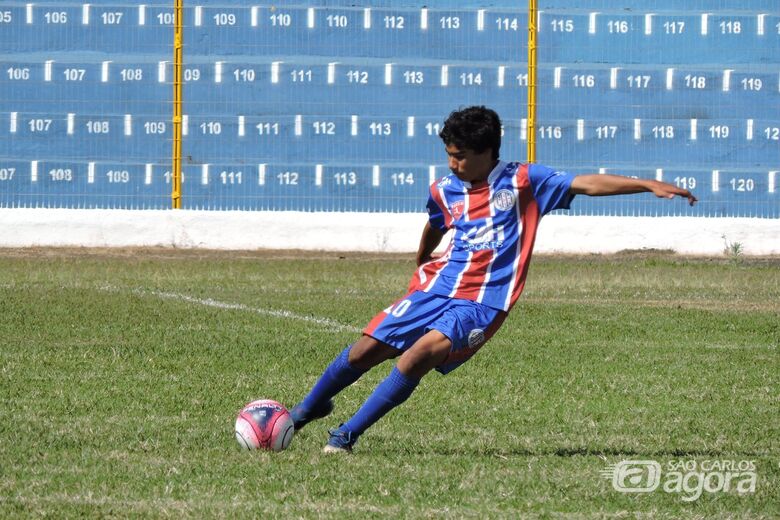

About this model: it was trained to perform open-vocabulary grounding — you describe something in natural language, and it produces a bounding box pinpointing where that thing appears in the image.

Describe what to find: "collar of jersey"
[459,160,509,190]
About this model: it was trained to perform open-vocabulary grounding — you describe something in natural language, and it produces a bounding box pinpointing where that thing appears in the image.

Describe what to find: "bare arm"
[570,174,697,206]
[415,222,446,266]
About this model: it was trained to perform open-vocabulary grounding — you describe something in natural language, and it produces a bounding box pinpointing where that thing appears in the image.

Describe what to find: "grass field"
[1,248,778,518]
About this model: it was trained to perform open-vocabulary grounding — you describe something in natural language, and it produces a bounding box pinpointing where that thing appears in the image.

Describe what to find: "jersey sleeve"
[527,164,576,216]
[426,182,452,232]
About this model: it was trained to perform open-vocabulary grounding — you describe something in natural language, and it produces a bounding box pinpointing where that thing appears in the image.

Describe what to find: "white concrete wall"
[1,209,778,255]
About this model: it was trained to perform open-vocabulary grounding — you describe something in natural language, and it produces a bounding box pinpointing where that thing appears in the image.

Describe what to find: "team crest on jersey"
[449,200,464,220]
[468,329,485,349]
[492,189,516,211]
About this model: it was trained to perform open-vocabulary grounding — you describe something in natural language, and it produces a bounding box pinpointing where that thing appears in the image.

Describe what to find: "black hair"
[438,106,502,160]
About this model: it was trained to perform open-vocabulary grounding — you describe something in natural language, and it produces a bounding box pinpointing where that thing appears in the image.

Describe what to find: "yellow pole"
[171,0,183,208]
[527,0,537,163]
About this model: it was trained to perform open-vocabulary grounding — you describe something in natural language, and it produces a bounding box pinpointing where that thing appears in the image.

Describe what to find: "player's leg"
[395,330,453,378]
[348,334,401,370]
[290,335,398,430]
[323,329,450,453]
[325,297,505,453]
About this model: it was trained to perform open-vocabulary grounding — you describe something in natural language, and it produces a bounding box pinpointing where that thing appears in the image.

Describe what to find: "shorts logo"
[468,329,485,349]
[492,189,516,211]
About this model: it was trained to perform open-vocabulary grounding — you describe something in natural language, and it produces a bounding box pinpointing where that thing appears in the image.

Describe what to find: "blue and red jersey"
[408,161,576,312]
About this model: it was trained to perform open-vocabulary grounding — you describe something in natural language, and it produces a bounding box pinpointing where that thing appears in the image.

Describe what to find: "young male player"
[290,106,697,453]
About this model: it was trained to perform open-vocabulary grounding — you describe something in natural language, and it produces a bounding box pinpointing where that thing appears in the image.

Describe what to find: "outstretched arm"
[570,174,697,206]
[415,222,445,266]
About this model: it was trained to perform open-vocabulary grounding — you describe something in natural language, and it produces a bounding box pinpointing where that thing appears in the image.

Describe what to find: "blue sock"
[300,345,366,412]
[341,366,420,437]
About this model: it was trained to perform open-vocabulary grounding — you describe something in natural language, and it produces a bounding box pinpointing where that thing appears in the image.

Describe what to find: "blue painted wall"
[0,1,777,215]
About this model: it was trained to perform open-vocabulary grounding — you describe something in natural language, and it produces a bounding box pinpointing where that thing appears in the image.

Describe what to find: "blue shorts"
[363,291,507,375]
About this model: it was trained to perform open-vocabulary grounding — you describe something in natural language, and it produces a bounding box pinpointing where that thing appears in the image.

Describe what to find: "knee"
[397,331,452,377]
[407,340,450,364]
[348,336,399,370]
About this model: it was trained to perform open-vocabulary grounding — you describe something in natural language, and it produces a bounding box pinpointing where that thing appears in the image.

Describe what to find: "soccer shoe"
[322,427,356,454]
[289,399,334,431]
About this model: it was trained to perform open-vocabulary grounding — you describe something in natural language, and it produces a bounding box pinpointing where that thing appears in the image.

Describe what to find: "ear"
[479,147,495,159]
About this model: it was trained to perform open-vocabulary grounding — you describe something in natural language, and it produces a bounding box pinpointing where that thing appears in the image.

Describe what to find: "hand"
[416,253,441,266]
[415,222,446,266]
[649,181,698,206]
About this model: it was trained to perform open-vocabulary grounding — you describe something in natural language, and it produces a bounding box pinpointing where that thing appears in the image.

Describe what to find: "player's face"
[445,144,496,183]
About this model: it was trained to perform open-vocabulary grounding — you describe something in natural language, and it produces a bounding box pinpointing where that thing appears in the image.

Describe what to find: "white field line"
[101,286,361,333]
[704,344,777,350]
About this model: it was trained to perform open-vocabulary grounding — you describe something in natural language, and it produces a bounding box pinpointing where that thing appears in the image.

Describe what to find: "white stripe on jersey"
[420,241,455,292]
[504,170,524,311]
[421,243,453,293]
[476,181,499,304]
[437,183,451,227]
[423,185,454,292]
[448,184,472,298]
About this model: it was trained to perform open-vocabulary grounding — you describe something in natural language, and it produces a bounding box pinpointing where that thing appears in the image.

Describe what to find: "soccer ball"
[234,399,294,452]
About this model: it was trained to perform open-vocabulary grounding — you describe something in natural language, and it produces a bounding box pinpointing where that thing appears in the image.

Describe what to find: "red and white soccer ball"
[234,399,294,452]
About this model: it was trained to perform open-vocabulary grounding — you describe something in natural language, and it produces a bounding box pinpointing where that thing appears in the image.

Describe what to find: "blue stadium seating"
[180,161,431,212]
[537,11,778,65]
[0,159,33,208]
[541,0,776,8]
[0,4,170,54]
[0,1,777,215]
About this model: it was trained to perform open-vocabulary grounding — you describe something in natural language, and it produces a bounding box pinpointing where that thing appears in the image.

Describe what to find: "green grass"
[1,248,778,518]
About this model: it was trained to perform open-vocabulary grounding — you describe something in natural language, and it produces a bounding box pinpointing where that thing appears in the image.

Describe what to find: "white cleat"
[322,444,352,454]
[323,427,355,453]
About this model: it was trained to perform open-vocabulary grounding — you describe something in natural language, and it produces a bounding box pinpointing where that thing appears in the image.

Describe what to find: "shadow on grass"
[368,441,771,459]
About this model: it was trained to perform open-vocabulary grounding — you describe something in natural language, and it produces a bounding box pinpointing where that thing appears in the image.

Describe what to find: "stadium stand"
[0,1,777,216]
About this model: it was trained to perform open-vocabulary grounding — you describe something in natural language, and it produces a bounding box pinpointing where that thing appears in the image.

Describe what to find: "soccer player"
[290,106,697,453]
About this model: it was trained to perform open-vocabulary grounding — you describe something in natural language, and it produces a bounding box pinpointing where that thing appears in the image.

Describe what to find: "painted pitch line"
[149,289,361,333]
[103,286,361,333]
